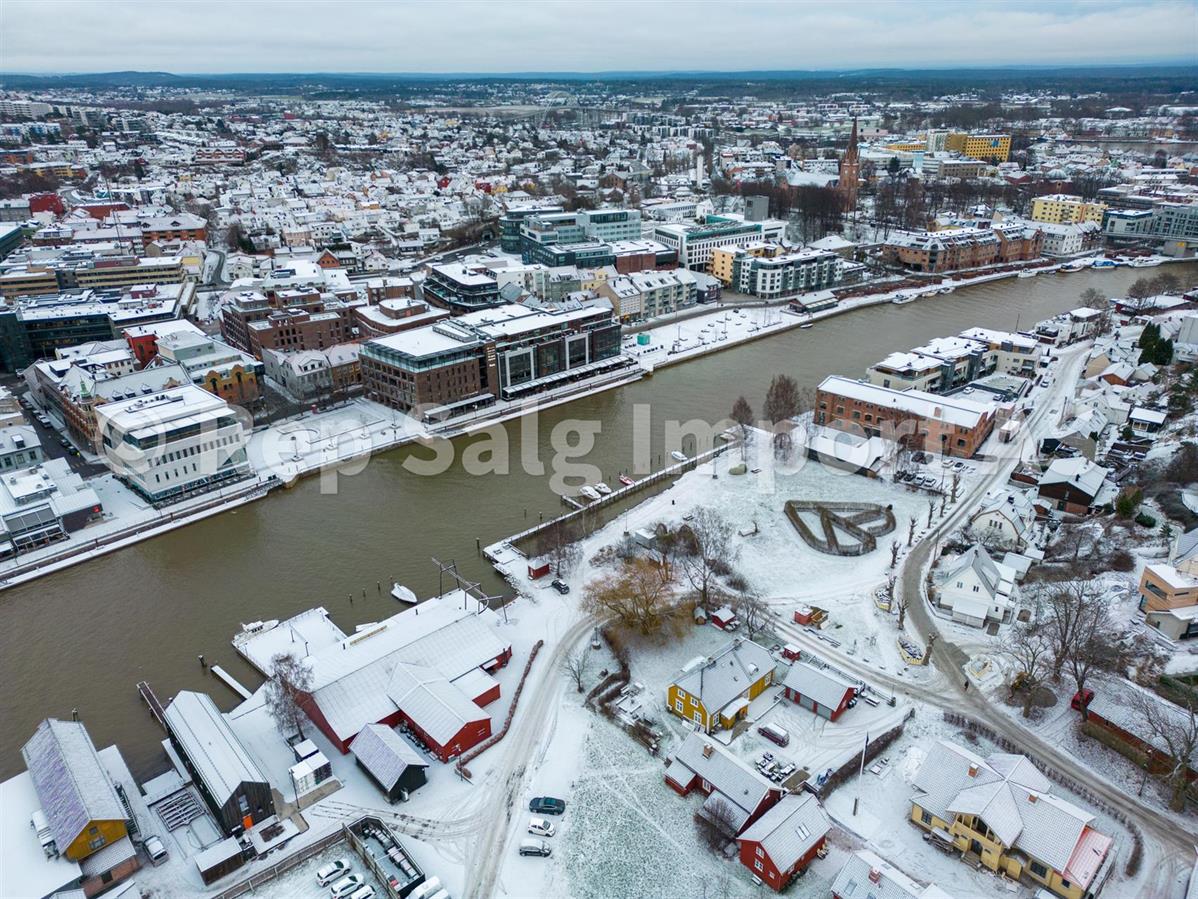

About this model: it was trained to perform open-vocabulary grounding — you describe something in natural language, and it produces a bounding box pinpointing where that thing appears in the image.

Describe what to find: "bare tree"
[1002,621,1052,718]
[730,395,754,461]
[561,649,591,693]
[582,558,673,635]
[536,517,582,578]
[890,540,900,568]
[264,652,313,741]
[1131,690,1198,811]
[950,473,961,503]
[927,499,935,528]
[1031,581,1103,683]
[679,507,739,612]
[696,795,740,851]
[734,588,771,640]
[896,583,911,629]
[907,517,916,547]
[763,374,800,455]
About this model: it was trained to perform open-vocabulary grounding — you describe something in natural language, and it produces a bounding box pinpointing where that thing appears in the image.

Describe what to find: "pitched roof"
[737,792,830,870]
[21,719,125,851]
[671,639,774,717]
[163,691,268,805]
[350,724,428,790]
[781,660,857,709]
[386,663,489,748]
[666,732,777,820]
[830,849,931,899]
[1039,456,1110,499]
[911,739,1099,876]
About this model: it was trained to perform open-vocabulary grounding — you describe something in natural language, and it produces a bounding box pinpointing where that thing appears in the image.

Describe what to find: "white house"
[969,489,1036,549]
[934,545,1018,627]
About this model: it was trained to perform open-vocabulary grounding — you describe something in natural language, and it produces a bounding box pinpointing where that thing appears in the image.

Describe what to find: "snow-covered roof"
[781,660,857,709]
[670,639,774,719]
[163,691,268,805]
[737,792,830,870]
[350,724,427,790]
[20,719,125,852]
[1039,456,1110,499]
[912,740,1099,875]
[666,732,777,820]
[385,662,488,748]
[818,375,993,429]
[830,849,936,899]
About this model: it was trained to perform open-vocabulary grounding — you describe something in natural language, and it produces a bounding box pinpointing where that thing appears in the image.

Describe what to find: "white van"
[528,817,555,837]
[143,835,168,865]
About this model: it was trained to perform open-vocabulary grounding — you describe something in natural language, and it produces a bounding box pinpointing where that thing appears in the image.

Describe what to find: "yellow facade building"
[667,637,775,732]
[710,242,780,286]
[1030,194,1107,225]
[945,132,1012,163]
[911,740,1113,899]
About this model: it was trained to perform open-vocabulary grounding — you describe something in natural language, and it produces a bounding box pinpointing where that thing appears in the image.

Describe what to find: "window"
[238,795,249,814]
[754,860,763,872]
[674,698,683,713]
[920,809,933,825]
[1029,860,1049,879]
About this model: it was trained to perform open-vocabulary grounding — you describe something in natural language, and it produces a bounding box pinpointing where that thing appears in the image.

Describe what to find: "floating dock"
[210,665,253,700]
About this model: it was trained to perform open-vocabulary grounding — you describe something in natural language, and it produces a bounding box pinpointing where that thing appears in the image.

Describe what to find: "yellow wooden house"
[667,638,775,733]
[910,740,1113,899]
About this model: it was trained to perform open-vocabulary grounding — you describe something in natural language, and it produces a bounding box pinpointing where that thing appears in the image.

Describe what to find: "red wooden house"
[737,793,831,891]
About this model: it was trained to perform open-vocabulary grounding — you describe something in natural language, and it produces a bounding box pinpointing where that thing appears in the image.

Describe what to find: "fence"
[211,825,345,899]
[456,639,544,779]
[504,442,736,557]
[942,711,1143,877]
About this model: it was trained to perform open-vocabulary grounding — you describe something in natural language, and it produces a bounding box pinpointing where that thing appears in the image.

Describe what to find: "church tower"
[839,117,860,211]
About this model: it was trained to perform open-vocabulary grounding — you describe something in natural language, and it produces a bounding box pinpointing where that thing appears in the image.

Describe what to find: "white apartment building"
[95,385,252,503]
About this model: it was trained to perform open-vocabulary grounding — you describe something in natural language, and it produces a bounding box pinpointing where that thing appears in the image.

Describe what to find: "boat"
[579,485,601,501]
[671,450,688,462]
[1060,261,1088,272]
[939,286,954,294]
[619,474,635,487]
[391,583,418,603]
[1090,258,1117,270]
[1017,270,1037,279]
[1128,257,1162,268]
[238,619,278,636]
[799,323,814,330]
[892,295,915,305]
[595,482,612,495]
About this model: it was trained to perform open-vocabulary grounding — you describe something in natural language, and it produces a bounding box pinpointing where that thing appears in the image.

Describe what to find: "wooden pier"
[211,665,253,700]
[136,680,167,730]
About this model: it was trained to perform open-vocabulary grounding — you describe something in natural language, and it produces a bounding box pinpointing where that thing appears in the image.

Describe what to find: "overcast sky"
[2,0,1195,74]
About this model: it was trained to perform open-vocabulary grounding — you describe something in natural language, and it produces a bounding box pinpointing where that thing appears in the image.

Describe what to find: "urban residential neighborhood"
[2,2,1198,899]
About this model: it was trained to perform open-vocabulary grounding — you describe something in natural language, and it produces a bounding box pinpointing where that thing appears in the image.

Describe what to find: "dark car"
[550,579,570,595]
[528,797,566,816]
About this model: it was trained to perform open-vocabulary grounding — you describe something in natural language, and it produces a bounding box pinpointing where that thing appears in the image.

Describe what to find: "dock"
[136,681,167,730]
[210,665,253,701]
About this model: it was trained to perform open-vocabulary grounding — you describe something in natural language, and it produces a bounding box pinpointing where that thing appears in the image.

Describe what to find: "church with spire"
[838,118,860,211]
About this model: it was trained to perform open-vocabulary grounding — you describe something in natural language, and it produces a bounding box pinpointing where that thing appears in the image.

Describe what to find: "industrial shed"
[386,662,491,762]
[163,691,275,835]
[351,723,429,802]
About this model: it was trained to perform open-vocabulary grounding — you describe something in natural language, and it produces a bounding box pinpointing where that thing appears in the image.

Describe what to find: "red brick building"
[815,375,996,458]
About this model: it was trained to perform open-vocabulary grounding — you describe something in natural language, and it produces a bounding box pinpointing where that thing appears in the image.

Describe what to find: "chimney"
[967,764,979,778]
[702,743,714,759]
[1027,793,1038,804]
[868,868,882,884]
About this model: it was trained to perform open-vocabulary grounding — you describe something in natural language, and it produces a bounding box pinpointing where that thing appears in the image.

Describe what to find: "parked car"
[519,838,552,857]
[144,835,168,865]
[528,797,566,815]
[550,579,570,595]
[316,860,351,886]
[528,816,556,837]
[347,887,375,899]
[330,874,366,898]
[757,723,790,747]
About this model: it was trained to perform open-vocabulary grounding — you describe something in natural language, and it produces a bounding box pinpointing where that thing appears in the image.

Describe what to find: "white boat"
[619,474,635,487]
[1060,261,1087,272]
[892,295,915,305]
[1128,257,1162,268]
[391,583,418,603]
[1017,270,1037,279]
[939,286,954,294]
[671,450,688,462]
[595,482,612,495]
[579,485,601,501]
[239,619,278,636]
[799,323,814,329]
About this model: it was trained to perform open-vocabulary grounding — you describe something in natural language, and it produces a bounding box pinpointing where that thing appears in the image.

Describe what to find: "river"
[4,262,1196,780]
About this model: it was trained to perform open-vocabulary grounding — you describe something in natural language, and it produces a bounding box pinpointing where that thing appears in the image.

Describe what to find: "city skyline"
[3,0,1196,74]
